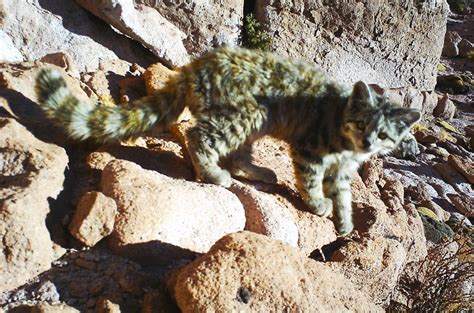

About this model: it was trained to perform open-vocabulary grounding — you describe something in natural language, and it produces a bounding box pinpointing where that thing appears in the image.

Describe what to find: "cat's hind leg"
[226,143,277,184]
[186,105,267,188]
[293,152,333,217]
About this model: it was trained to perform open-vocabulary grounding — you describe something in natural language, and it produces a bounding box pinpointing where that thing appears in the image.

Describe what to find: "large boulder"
[255,0,448,90]
[170,231,382,312]
[101,160,246,263]
[0,118,68,291]
[0,0,154,72]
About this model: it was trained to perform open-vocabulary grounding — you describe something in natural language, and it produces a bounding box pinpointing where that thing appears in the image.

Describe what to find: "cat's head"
[342,81,421,155]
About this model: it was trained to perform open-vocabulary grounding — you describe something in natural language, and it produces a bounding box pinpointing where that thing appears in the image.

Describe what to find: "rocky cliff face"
[255,0,449,90]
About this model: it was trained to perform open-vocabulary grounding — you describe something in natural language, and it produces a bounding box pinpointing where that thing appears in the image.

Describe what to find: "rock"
[143,63,176,95]
[448,154,474,184]
[101,159,246,263]
[143,289,179,313]
[171,231,381,312]
[9,303,80,313]
[384,156,465,206]
[448,194,474,217]
[433,94,456,119]
[0,62,92,105]
[86,152,116,171]
[382,86,438,115]
[0,30,23,62]
[255,1,448,90]
[458,38,474,58]
[0,118,68,291]
[81,71,111,99]
[96,298,121,313]
[414,129,442,145]
[0,0,153,73]
[40,52,80,78]
[146,1,243,56]
[328,176,427,305]
[69,191,117,247]
[361,158,384,194]
[75,0,189,67]
[448,212,472,228]
[229,181,298,247]
[442,31,462,57]
[436,74,473,94]
[433,162,472,196]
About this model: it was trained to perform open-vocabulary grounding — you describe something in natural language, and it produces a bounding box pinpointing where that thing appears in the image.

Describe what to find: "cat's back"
[183,47,328,99]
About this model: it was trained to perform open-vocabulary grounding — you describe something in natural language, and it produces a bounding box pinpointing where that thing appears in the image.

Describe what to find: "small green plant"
[240,14,272,51]
[447,0,473,14]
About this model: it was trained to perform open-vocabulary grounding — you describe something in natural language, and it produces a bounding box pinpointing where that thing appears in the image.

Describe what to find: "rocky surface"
[1,1,473,312]
[171,231,382,312]
[0,118,68,292]
[255,0,449,90]
[145,0,243,56]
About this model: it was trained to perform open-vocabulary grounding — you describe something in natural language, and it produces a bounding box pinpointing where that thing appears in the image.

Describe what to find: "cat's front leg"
[325,163,357,236]
[293,153,333,217]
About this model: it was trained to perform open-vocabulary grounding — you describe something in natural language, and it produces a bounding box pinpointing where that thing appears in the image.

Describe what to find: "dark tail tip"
[35,68,67,104]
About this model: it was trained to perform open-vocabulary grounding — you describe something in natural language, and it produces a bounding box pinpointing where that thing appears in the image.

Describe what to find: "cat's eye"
[356,122,365,130]
[378,132,387,140]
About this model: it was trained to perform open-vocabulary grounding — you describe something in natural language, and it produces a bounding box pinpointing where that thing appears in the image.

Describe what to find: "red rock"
[69,191,117,247]
[448,154,474,184]
[171,231,381,312]
[0,118,68,292]
[448,194,473,217]
[101,160,245,263]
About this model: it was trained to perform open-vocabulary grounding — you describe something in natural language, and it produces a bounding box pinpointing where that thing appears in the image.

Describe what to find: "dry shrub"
[392,227,473,312]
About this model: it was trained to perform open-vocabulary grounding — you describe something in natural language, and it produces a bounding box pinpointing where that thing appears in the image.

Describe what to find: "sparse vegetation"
[392,227,474,312]
[447,0,473,14]
[240,14,272,51]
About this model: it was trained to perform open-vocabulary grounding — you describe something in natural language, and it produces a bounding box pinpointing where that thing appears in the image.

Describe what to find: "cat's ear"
[391,108,421,128]
[348,81,374,109]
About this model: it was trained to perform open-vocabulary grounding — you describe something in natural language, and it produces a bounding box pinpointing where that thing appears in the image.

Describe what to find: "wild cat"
[35,47,420,235]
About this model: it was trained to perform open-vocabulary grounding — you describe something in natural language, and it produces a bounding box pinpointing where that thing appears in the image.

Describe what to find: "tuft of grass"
[98,95,116,107]
[240,14,272,51]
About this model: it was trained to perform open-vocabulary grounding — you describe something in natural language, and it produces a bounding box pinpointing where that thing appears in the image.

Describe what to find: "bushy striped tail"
[35,68,162,142]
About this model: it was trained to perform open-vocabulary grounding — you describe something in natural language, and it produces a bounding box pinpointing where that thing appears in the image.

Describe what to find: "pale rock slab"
[0,118,68,292]
[0,30,23,62]
[75,0,189,67]
[0,0,153,72]
[101,159,245,263]
[171,231,382,312]
[229,181,298,247]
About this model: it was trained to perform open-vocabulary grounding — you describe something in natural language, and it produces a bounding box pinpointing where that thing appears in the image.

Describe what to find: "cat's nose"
[362,138,371,148]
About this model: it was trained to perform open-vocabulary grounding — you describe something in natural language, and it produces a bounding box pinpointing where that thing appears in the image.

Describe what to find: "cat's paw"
[201,168,232,188]
[228,162,278,184]
[336,219,354,236]
[307,198,333,217]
